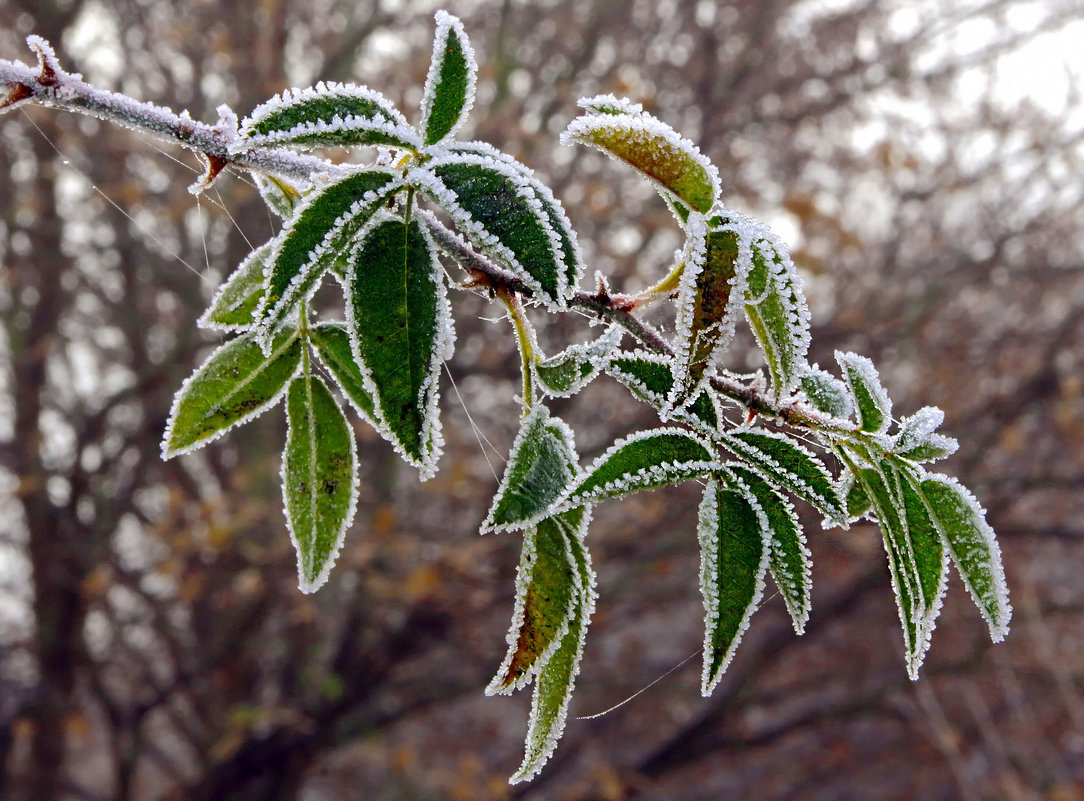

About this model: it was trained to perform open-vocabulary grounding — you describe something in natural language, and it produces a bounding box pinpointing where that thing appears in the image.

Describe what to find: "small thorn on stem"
[0,83,33,112]
[26,35,62,86]
[188,152,229,195]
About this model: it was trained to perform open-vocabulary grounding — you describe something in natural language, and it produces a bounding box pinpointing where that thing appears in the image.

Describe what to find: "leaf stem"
[497,287,535,412]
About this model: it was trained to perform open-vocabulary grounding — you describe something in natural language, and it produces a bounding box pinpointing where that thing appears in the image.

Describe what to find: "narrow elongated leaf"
[162,328,301,457]
[744,233,810,399]
[576,94,647,117]
[839,471,872,522]
[858,463,932,678]
[254,173,308,219]
[308,322,377,424]
[510,509,595,785]
[669,216,745,409]
[697,479,769,695]
[535,326,622,397]
[198,241,272,331]
[282,372,358,593]
[727,465,811,634]
[837,351,892,434]
[920,474,1011,641]
[347,215,453,478]
[237,81,421,152]
[487,506,587,695]
[447,141,585,293]
[412,154,569,306]
[420,10,477,145]
[799,367,853,420]
[899,470,950,621]
[256,170,403,342]
[605,350,720,433]
[558,428,718,509]
[561,108,720,214]
[482,404,579,533]
[723,429,844,522]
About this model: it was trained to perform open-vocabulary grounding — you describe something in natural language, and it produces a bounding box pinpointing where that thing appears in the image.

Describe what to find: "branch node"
[188,152,230,195]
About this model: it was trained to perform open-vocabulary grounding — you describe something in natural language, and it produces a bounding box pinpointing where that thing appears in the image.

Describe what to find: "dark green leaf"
[309,322,377,424]
[347,215,453,478]
[727,465,811,634]
[744,235,810,399]
[605,351,719,433]
[920,474,1011,641]
[282,372,358,593]
[420,11,476,145]
[840,472,872,521]
[162,328,301,457]
[894,407,958,463]
[698,479,769,695]
[534,326,621,396]
[837,351,892,434]
[257,170,403,341]
[799,368,853,419]
[482,404,579,532]
[413,155,569,306]
[487,506,586,695]
[899,470,949,618]
[199,241,272,332]
[559,428,718,508]
[723,429,844,522]
[238,82,420,151]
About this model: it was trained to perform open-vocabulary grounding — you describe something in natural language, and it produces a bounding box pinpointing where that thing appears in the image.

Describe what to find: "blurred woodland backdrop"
[0,0,1082,799]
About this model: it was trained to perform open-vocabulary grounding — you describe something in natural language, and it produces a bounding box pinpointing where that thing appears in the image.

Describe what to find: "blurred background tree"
[0,0,1080,799]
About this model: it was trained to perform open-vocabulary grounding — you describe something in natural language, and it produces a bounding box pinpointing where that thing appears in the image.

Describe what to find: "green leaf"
[282,372,358,593]
[836,351,892,434]
[487,506,587,695]
[238,82,421,152]
[669,218,743,409]
[253,172,307,219]
[162,328,301,457]
[534,326,622,397]
[412,155,570,306]
[722,429,844,522]
[697,479,769,695]
[308,322,377,424]
[726,465,811,634]
[894,407,958,463]
[198,241,272,332]
[420,11,477,146]
[899,470,949,618]
[743,234,810,399]
[509,508,595,785]
[559,428,718,508]
[482,404,579,533]
[605,350,719,433]
[799,368,853,420]
[256,170,403,343]
[347,215,453,478]
[561,108,720,214]
[839,471,872,521]
[920,474,1011,642]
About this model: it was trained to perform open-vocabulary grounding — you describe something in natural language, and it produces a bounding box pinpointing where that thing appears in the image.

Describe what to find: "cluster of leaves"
[143,12,1010,783]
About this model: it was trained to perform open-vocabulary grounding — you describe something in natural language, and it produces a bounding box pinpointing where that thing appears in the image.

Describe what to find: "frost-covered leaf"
[238,82,421,152]
[162,328,301,458]
[920,474,1011,642]
[256,169,403,343]
[697,479,769,695]
[561,107,720,214]
[743,233,810,399]
[487,506,587,695]
[669,216,745,410]
[308,322,377,425]
[347,215,453,478]
[606,350,720,434]
[419,10,477,146]
[799,367,853,420]
[198,241,272,332]
[535,326,622,397]
[576,94,647,117]
[254,172,308,219]
[558,428,718,508]
[839,471,872,522]
[894,407,958,463]
[837,352,892,434]
[899,470,949,618]
[447,142,584,293]
[282,372,358,593]
[482,404,579,533]
[722,429,844,522]
[726,465,811,634]
[510,508,595,784]
[412,154,571,306]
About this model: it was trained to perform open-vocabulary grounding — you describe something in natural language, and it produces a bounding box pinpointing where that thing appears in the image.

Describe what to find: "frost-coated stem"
[497,287,535,411]
[0,37,345,184]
